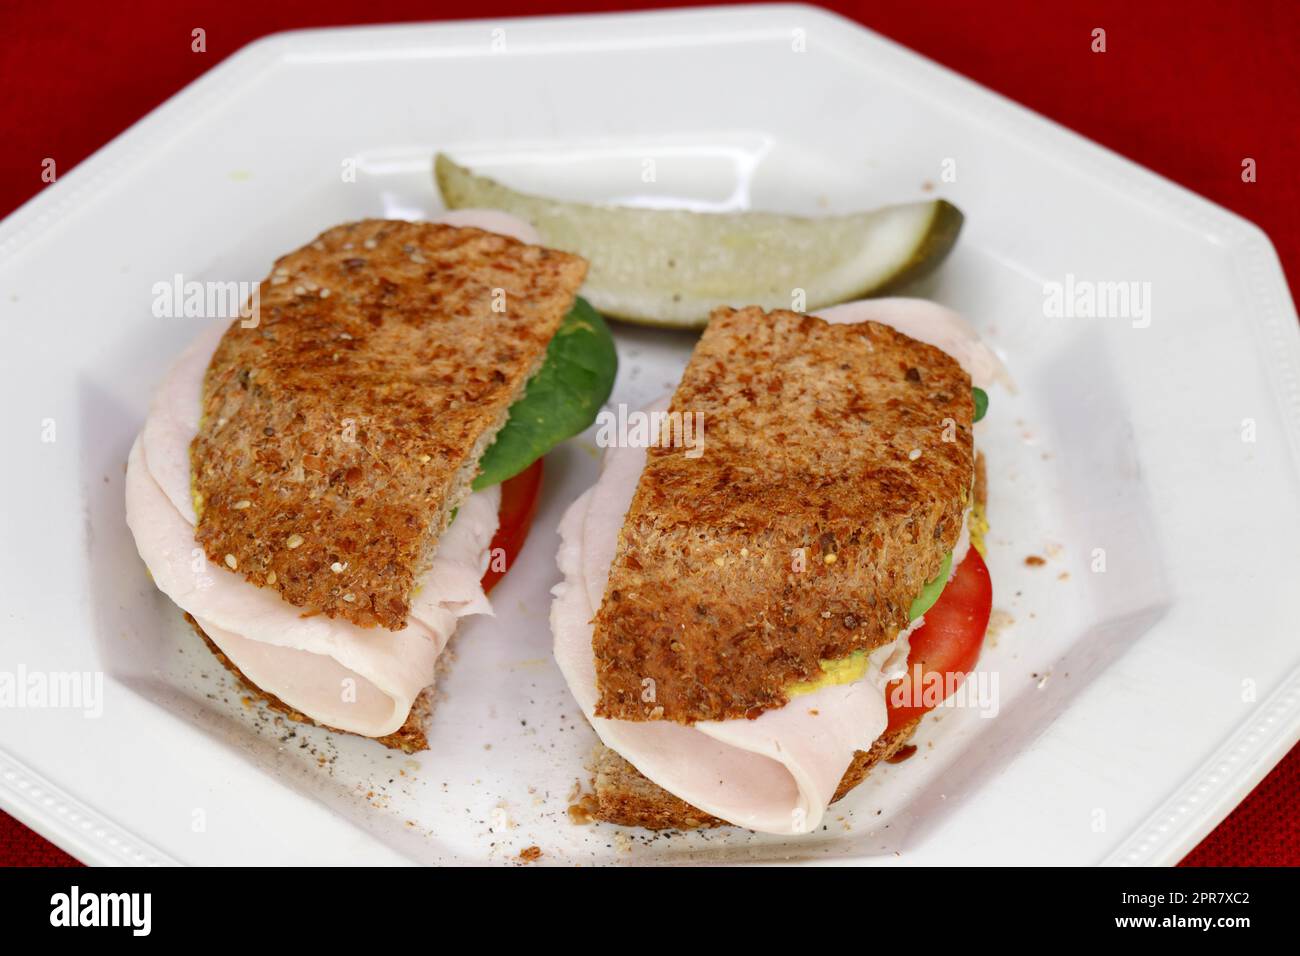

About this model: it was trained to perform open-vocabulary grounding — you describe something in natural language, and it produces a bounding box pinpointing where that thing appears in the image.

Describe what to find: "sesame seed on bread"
[191,220,586,631]
[587,452,987,831]
[592,306,974,724]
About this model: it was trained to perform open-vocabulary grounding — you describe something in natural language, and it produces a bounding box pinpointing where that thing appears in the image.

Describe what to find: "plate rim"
[2,3,1297,866]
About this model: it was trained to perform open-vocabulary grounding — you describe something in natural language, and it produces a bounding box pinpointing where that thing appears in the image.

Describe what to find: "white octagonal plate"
[1,5,1297,866]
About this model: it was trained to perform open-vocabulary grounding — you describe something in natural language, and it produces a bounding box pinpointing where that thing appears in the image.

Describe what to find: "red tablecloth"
[1,0,1296,867]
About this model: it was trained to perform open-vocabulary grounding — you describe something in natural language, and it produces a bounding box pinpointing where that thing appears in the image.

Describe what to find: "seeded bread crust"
[192,220,586,631]
[593,307,974,723]
[588,453,988,831]
[590,717,921,830]
[184,614,432,752]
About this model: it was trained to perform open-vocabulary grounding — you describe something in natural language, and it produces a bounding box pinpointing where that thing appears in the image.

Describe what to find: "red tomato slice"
[481,459,544,594]
[885,547,992,733]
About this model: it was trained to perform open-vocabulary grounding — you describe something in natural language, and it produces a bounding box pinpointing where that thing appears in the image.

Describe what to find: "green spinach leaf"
[473,297,617,489]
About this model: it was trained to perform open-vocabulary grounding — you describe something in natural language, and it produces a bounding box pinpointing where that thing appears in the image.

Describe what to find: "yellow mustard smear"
[787,498,989,697]
[191,475,204,521]
[192,400,207,521]
[968,501,988,558]
[786,649,870,698]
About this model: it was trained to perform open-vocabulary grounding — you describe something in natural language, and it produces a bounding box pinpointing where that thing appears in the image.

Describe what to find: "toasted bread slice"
[592,306,974,723]
[588,453,987,829]
[191,220,586,631]
[590,718,921,830]
[185,614,433,752]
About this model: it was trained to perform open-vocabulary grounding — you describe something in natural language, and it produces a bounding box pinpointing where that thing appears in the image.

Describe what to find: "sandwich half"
[552,298,1004,831]
[127,212,611,750]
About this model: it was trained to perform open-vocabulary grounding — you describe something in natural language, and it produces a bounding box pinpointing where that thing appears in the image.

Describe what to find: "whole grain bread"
[590,717,921,830]
[191,220,586,631]
[592,306,974,724]
[185,614,433,752]
[588,452,988,830]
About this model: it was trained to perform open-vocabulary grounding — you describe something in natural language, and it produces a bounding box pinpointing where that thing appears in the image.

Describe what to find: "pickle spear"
[436,154,964,329]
